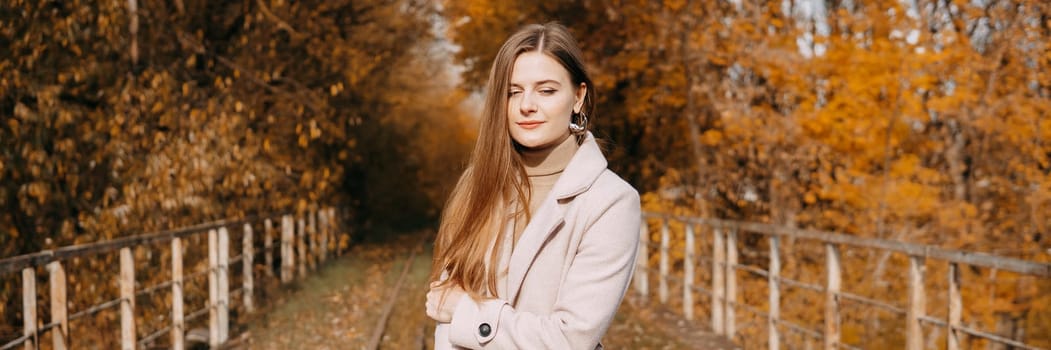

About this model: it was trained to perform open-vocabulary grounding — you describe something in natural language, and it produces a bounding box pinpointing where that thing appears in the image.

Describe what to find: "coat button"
[478,323,492,337]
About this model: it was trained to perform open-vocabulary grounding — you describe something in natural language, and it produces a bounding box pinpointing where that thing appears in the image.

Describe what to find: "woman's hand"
[425,281,465,323]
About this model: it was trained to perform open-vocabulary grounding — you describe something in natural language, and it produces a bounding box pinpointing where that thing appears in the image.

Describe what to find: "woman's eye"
[539,89,556,95]
[508,90,522,97]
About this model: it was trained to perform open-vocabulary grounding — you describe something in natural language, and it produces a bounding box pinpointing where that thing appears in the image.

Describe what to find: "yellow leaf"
[701,130,723,146]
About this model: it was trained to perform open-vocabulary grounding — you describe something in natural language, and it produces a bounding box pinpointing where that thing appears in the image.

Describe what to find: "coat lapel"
[506,200,564,302]
[505,133,609,302]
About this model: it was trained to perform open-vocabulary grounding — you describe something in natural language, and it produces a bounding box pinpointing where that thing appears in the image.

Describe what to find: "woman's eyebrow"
[510,79,562,87]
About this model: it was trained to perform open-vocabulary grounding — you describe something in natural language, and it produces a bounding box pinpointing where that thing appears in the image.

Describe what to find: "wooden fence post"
[332,208,342,256]
[218,227,230,343]
[327,208,338,256]
[328,208,335,256]
[264,218,274,278]
[907,255,926,350]
[313,210,320,263]
[769,236,781,350]
[120,247,136,350]
[824,243,841,350]
[948,262,961,350]
[684,224,695,320]
[726,229,738,339]
[208,229,220,347]
[281,215,293,283]
[22,267,37,350]
[243,223,254,312]
[297,217,307,277]
[319,209,328,262]
[305,212,314,270]
[712,228,725,335]
[636,217,649,300]
[310,209,321,264]
[327,208,334,257]
[171,238,184,350]
[326,209,334,258]
[659,219,670,304]
[47,262,68,350]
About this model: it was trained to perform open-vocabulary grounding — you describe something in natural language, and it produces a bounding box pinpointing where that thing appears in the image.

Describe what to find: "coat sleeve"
[434,322,464,350]
[447,186,641,349]
[434,272,467,349]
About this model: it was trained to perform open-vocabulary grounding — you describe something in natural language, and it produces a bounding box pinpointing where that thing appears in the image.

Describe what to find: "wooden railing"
[1,207,344,350]
[634,212,1051,350]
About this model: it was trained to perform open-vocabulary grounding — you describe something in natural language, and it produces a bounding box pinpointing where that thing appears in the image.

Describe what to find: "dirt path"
[606,295,739,349]
[232,233,735,349]
[229,234,427,349]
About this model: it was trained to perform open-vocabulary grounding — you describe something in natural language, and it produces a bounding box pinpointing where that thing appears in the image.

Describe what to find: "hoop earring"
[569,111,588,135]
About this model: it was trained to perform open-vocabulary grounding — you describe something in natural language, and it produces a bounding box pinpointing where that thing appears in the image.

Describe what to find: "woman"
[426,22,641,349]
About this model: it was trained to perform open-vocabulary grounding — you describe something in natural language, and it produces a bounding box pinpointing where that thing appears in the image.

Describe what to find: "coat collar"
[506,132,607,302]
[550,132,607,200]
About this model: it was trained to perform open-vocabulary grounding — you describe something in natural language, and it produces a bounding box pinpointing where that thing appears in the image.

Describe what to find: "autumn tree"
[1,0,471,344]
[442,0,1049,347]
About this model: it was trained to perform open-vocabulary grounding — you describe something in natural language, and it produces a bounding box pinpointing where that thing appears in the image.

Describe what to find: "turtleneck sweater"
[515,134,580,245]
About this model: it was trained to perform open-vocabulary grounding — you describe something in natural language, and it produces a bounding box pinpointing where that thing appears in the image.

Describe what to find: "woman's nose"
[519,92,537,115]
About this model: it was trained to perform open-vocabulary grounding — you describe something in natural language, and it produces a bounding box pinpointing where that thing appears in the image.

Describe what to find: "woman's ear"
[574,82,587,113]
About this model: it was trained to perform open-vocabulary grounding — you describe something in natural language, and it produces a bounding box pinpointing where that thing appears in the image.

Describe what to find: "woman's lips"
[517,121,544,130]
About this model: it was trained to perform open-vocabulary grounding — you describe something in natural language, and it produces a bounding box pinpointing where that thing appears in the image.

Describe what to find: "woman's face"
[507,51,586,150]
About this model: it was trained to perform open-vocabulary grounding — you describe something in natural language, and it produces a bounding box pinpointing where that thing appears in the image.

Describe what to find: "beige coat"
[435,133,641,349]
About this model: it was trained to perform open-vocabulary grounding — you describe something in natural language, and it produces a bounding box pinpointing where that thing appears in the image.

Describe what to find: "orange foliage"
[443,0,1050,347]
[1,0,472,344]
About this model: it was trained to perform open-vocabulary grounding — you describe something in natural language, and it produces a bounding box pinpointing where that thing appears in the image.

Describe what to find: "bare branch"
[255,0,305,40]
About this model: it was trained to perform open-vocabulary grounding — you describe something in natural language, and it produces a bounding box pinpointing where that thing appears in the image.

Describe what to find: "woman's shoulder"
[578,169,640,210]
[572,170,641,241]
[597,169,639,197]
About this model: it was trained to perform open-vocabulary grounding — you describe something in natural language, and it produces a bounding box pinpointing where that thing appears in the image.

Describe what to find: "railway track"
[367,239,428,350]
[234,232,434,349]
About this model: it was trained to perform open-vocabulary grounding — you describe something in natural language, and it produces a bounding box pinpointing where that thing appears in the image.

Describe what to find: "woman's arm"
[433,322,460,350]
[446,186,641,349]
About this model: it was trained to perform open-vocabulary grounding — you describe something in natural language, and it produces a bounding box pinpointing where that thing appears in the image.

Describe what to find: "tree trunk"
[678,1,714,219]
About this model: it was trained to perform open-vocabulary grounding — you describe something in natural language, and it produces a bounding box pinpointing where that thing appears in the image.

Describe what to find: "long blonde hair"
[430,23,595,298]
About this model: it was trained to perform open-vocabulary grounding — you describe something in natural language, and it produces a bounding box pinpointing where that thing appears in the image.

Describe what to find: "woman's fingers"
[425,289,437,319]
[425,286,457,323]
[426,281,467,323]
[425,281,440,319]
